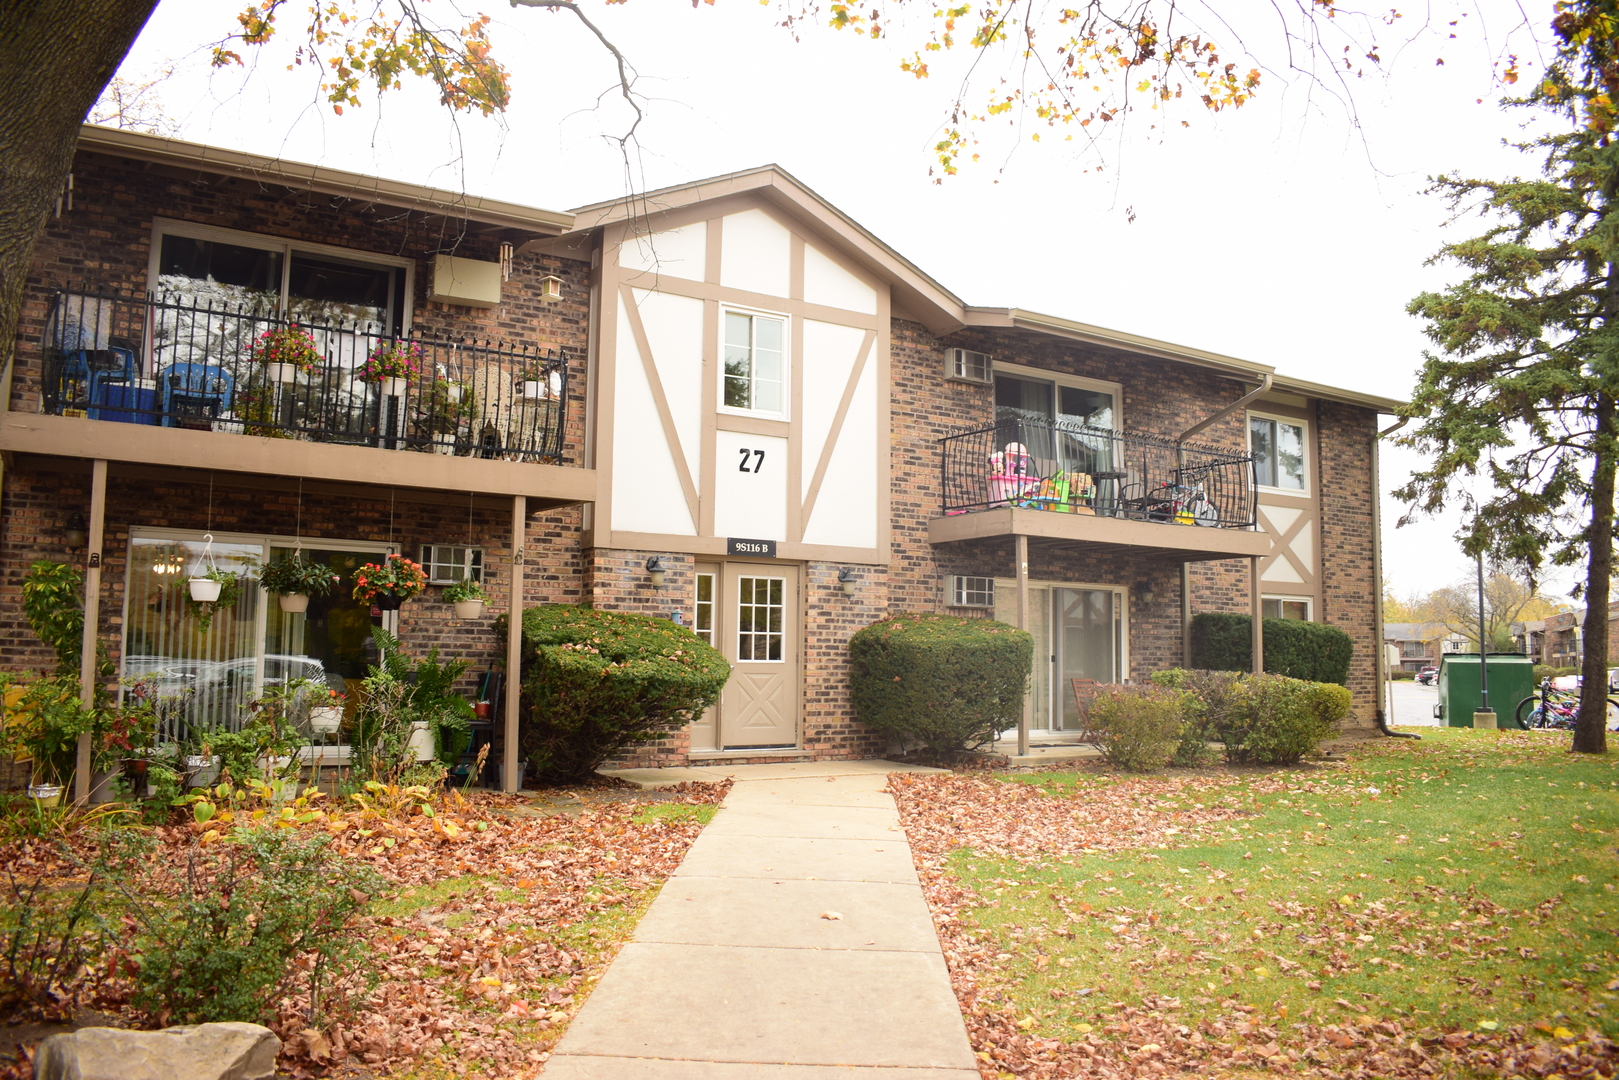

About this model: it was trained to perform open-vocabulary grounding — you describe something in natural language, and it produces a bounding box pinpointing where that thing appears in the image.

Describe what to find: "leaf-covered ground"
[0,781,726,1079]
[890,728,1619,1079]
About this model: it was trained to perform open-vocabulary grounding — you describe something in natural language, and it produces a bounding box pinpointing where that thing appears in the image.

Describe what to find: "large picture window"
[1249,412,1308,492]
[722,310,786,416]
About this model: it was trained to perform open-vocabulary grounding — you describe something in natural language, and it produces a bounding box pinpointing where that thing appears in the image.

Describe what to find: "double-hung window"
[722,310,785,416]
[1248,412,1308,493]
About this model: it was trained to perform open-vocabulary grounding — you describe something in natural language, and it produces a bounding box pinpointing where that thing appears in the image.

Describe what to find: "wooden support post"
[1181,562,1192,666]
[1015,533,1030,758]
[1250,555,1264,675]
[504,495,526,793]
[75,459,107,804]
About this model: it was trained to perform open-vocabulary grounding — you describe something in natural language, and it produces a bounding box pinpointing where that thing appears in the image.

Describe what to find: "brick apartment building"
[3,127,1401,787]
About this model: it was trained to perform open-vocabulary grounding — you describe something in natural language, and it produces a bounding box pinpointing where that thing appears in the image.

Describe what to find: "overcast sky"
[109,0,1570,602]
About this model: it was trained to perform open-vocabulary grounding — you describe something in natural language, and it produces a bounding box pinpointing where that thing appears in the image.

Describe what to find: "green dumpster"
[1435,654,1536,729]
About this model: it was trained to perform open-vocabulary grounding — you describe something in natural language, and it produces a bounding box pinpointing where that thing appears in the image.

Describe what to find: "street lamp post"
[1474,550,1497,729]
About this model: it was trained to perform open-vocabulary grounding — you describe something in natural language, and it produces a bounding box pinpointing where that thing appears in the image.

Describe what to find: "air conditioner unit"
[946,348,992,384]
[947,575,995,609]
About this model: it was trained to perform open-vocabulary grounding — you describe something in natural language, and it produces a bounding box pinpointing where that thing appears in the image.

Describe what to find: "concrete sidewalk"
[543,763,978,1079]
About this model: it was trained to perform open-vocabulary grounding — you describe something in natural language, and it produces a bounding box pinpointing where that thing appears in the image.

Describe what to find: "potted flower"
[445,576,486,619]
[248,325,324,384]
[359,339,424,398]
[516,363,561,401]
[259,555,341,614]
[310,688,346,733]
[416,378,477,453]
[352,553,428,611]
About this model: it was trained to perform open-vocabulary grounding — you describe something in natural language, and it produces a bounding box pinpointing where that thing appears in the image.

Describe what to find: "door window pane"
[158,235,283,301]
[263,547,371,711]
[1058,385,1114,431]
[737,575,785,661]
[123,536,264,740]
[287,253,394,328]
[695,573,715,646]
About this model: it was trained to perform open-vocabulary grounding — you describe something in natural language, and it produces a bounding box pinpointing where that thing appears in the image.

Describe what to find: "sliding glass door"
[995,579,1126,733]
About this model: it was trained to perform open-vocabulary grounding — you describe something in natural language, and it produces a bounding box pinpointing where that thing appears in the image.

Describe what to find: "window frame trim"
[1246,409,1312,497]
[146,216,415,335]
[717,303,791,421]
[1260,593,1314,621]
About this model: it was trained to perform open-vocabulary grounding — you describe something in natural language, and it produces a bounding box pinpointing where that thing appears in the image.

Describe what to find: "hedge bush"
[1087,685,1186,771]
[848,614,1032,756]
[1189,613,1354,685]
[1152,668,1346,765]
[1389,669,1415,680]
[509,605,730,781]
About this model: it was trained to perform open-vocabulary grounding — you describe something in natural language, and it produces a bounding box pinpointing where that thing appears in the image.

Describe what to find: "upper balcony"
[4,288,594,504]
[930,416,1273,561]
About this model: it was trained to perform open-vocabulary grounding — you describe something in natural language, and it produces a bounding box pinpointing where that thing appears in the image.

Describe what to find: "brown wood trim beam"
[927,508,1274,560]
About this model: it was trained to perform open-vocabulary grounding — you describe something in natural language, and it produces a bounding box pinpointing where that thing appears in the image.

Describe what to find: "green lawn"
[951,728,1619,1043]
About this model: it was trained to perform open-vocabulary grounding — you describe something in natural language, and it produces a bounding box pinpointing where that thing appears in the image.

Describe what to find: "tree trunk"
[1573,389,1616,754]
[0,1,160,376]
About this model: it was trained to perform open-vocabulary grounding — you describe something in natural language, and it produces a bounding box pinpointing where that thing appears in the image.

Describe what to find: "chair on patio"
[1070,678,1104,748]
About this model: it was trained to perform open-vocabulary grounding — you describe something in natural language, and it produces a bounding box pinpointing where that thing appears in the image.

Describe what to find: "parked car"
[1415,666,1438,686]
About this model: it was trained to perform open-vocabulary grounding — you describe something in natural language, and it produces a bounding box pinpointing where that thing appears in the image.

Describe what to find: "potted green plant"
[248,324,324,384]
[359,339,424,398]
[516,363,560,401]
[309,688,346,733]
[258,555,341,614]
[2,677,94,806]
[186,566,242,631]
[444,576,486,619]
[416,378,477,453]
[352,553,428,610]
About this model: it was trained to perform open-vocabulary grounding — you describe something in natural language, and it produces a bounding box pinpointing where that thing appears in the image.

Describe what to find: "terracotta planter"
[266,362,299,384]
[278,592,310,614]
[452,598,485,620]
[189,578,222,603]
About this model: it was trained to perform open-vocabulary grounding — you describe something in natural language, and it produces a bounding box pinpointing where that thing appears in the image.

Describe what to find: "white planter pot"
[258,754,294,781]
[445,384,465,403]
[27,784,64,808]
[432,434,458,456]
[189,578,222,603]
[380,377,408,398]
[453,598,485,620]
[266,362,299,384]
[310,705,343,733]
[211,414,245,435]
[407,721,435,763]
[185,754,221,788]
[518,380,544,400]
[278,592,310,614]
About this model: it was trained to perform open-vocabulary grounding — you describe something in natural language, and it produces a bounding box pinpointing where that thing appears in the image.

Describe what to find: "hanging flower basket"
[279,593,310,614]
[352,553,428,608]
[188,577,222,603]
[259,555,339,612]
[247,325,323,380]
[445,576,486,620]
[358,340,424,389]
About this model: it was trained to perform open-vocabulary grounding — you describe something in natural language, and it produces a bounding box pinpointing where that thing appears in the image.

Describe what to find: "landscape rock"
[33,1022,280,1080]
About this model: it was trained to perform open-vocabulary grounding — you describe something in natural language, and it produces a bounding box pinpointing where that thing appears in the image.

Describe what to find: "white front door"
[687,562,801,751]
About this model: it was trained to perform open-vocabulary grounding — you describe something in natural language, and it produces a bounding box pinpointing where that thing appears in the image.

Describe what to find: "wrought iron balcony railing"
[941,416,1257,529]
[35,288,570,463]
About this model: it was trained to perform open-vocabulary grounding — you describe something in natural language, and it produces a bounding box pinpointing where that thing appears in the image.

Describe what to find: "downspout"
[1178,373,1274,445]
[1373,416,1419,738]
[1178,374,1273,669]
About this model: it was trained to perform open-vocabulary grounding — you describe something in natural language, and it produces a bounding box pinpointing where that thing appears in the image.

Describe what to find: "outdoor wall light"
[64,514,87,549]
[838,568,858,596]
[1136,581,1156,605]
[539,275,564,302]
[645,555,668,587]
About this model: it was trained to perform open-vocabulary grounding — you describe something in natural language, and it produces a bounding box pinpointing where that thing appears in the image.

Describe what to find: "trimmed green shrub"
[1222,673,1338,765]
[1087,684,1185,772]
[848,614,1032,756]
[510,605,730,781]
[1389,669,1416,680]
[1189,613,1354,685]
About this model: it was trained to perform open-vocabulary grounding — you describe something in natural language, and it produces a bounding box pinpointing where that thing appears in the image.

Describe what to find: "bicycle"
[1144,480,1221,527]
[1514,680,1619,730]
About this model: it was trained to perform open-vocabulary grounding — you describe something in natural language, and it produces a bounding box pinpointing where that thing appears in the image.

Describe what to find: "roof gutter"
[1371,415,1419,738]
[1178,374,1273,445]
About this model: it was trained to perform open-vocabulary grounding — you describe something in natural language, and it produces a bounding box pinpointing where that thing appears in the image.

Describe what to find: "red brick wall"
[1316,401,1379,724]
